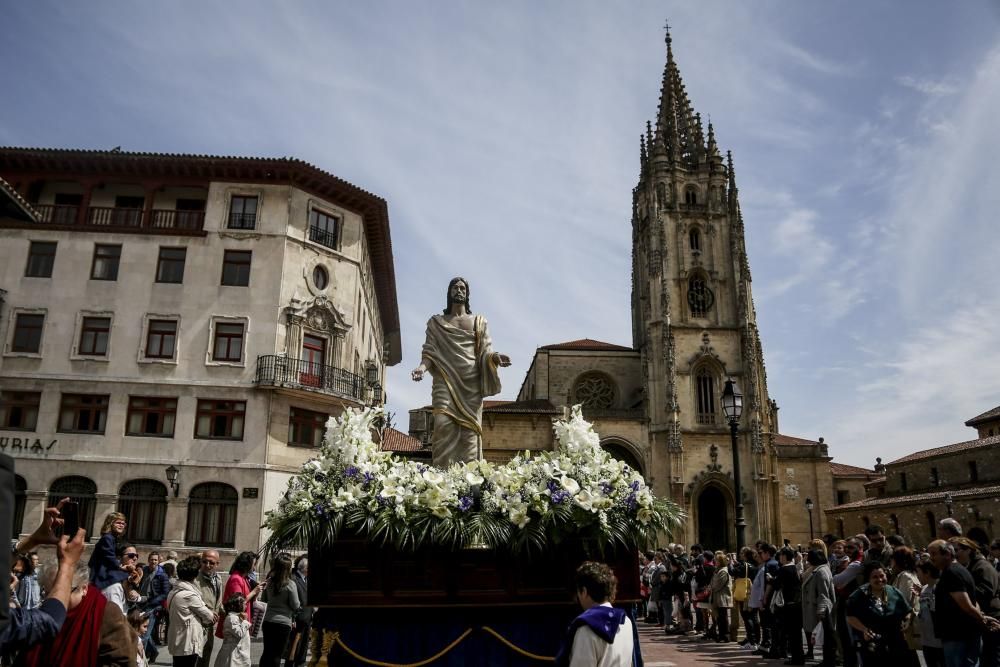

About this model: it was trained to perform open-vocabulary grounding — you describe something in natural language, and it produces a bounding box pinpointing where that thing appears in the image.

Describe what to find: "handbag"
[769,589,785,613]
[250,600,266,638]
[733,563,751,603]
[695,587,711,603]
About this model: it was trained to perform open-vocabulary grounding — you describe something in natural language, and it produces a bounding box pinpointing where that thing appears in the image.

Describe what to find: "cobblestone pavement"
[153,637,265,665]
[637,623,821,667]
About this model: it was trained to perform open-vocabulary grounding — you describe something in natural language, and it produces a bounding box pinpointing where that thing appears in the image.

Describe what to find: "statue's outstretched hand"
[496,354,512,368]
[411,365,425,382]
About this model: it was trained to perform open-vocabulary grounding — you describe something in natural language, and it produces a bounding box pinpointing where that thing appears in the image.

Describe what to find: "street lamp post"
[721,378,746,551]
[945,492,954,518]
[805,498,815,540]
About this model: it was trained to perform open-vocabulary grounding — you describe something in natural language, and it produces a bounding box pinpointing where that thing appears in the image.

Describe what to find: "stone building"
[826,405,1000,547]
[0,148,400,556]
[408,31,858,549]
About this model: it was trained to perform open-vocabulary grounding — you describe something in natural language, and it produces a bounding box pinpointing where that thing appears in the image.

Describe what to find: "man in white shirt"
[556,561,636,667]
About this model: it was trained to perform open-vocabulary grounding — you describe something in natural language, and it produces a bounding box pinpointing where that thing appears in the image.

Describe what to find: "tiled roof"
[380,427,423,452]
[827,485,1000,511]
[0,176,38,222]
[773,434,820,447]
[863,476,886,488]
[966,405,1000,427]
[888,434,1000,465]
[483,399,560,414]
[540,339,634,352]
[830,462,876,477]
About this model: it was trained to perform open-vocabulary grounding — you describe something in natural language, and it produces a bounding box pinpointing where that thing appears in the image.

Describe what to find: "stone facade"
[826,406,1000,548]
[0,151,400,559]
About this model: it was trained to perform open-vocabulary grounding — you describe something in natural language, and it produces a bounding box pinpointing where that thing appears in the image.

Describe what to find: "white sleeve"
[569,626,607,667]
[103,583,127,613]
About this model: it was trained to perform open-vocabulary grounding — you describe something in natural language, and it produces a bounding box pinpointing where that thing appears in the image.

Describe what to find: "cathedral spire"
[706,120,721,160]
[654,24,702,166]
[727,150,739,215]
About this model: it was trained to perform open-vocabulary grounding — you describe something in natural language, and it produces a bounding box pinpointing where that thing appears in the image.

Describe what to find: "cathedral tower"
[632,28,780,547]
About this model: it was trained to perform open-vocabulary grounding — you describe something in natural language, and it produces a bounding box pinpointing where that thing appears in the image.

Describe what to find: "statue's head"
[443,277,471,315]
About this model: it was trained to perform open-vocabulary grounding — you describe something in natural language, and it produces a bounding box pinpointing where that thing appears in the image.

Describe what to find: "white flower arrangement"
[263,405,681,556]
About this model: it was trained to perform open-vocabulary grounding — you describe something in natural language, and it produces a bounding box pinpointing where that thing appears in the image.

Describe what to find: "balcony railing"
[255,355,367,402]
[227,212,256,230]
[31,205,206,232]
[309,224,338,250]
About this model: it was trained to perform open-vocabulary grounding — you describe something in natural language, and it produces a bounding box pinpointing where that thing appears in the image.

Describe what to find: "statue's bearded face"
[449,280,468,304]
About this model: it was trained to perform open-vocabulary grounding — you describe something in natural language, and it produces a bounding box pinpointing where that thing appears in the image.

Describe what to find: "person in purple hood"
[556,561,637,667]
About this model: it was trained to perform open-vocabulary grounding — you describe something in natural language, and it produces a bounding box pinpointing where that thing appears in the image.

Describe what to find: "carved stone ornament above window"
[285,295,350,336]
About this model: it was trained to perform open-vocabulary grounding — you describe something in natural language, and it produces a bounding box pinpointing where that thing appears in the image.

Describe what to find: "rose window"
[573,373,616,410]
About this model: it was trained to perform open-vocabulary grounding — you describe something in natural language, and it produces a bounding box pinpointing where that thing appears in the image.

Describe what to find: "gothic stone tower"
[632,29,781,549]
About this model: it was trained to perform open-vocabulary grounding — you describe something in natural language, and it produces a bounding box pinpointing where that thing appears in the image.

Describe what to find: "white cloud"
[896,75,959,97]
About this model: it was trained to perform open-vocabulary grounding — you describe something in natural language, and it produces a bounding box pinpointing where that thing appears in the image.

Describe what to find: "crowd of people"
[639,518,1000,666]
[3,501,313,667]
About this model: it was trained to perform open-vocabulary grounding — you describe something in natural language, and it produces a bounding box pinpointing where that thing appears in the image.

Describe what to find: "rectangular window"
[90,244,121,281]
[195,400,246,440]
[174,198,206,229]
[58,394,109,433]
[11,313,44,353]
[212,323,244,362]
[900,472,907,491]
[126,396,177,437]
[156,247,186,284]
[145,320,177,359]
[288,407,327,448]
[969,461,979,482]
[228,195,258,230]
[931,467,940,487]
[51,193,81,225]
[221,250,252,286]
[308,209,339,249]
[0,392,41,430]
[836,490,849,505]
[78,317,111,356]
[25,241,57,278]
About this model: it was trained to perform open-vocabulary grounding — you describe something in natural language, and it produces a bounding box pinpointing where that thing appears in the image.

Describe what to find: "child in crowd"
[215,593,252,667]
[127,609,150,667]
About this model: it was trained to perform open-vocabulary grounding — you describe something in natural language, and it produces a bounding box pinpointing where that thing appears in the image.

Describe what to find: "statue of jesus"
[411,277,511,468]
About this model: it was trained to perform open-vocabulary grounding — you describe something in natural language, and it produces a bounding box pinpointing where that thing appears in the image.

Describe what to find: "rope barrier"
[481,626,557,662]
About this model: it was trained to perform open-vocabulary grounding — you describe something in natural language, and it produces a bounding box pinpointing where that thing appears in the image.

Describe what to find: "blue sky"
[4,2,1000,467]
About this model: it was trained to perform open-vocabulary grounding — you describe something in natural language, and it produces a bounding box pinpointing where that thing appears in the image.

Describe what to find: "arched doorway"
[697,485,730,552]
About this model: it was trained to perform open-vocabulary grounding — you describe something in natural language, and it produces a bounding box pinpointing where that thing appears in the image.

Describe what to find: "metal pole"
[730,419,746,551]
[808,508,814,540]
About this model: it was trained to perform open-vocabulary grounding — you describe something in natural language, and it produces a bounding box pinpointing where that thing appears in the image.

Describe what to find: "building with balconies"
[0,148,400,557]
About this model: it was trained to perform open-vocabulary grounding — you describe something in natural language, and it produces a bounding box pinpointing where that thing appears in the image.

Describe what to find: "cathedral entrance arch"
[696,485,731,552]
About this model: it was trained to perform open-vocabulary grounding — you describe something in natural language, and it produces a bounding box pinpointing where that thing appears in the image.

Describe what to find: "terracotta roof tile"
[863,476,886,488]
[830,462,876,477]
[540,339,634,352]
[888,434,1000,465]
[827,485,1000,511]
[773,434,820,447]
[380,427,423,452]
[966,405,1000,427]
[483,398,560,414]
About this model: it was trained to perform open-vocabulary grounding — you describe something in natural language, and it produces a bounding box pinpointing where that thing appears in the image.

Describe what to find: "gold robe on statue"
[421,314,501,467]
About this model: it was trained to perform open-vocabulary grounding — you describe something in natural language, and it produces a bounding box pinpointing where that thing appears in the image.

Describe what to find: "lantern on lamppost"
[944,492,954,518]
[165,465,180,498]
[720,378,746,551]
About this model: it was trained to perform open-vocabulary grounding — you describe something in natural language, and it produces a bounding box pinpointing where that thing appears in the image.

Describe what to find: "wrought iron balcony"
[254,354,367,402]
[227,211,256,230]
[32,205,205,232]
[308,224,338,249]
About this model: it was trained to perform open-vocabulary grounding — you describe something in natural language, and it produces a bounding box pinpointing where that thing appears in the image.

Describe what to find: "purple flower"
[362,471,376,486]
[547,479,560,493]
[551,489,570,505]
[600,482,613,495]
[630,480,641,491]
[345,465,360,478]
[626,492,638,511]
[458,496,474,512]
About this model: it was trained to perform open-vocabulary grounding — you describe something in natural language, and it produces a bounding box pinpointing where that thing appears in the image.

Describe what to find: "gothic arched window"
[684,186,698,205]
[118,479,167,545]
[925,511,936,543]
[573,372,617,410]
[687,275,714,318]
[695,367,716,425]
[186,482,238,548]
[689,228,701,252]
